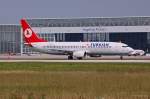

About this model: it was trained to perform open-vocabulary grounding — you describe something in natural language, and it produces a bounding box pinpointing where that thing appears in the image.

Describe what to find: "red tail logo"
[21,19,46,44]
[24,28,33,38]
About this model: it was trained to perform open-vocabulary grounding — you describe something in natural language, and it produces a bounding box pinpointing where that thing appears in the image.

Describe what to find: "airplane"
[20,19,145,60]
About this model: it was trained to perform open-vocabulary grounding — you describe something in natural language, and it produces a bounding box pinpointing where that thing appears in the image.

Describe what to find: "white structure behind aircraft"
[20,19,145,59]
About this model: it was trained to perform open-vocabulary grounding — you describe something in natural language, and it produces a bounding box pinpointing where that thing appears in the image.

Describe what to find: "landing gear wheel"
[120,56,123,60]
[68,55,73,60]
[77,57,83,60]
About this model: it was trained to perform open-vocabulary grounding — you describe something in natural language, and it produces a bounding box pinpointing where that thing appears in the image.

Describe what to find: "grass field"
[0,62,150,99]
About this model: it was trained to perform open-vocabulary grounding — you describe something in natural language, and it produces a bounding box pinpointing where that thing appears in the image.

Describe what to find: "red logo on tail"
[21,19,46,44]
[24,28,32,38]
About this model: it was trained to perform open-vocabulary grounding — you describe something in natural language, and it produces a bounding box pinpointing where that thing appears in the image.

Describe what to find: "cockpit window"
[122,46,129,47]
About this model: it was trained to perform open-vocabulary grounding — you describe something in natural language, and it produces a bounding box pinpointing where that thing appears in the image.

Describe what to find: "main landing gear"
[77,57,83,60]
[68,55,83,60]
[68,55,73,60]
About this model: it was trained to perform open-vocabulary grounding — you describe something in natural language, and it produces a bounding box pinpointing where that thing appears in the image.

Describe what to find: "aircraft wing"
[49,49,86,58]
[49,49,73,55]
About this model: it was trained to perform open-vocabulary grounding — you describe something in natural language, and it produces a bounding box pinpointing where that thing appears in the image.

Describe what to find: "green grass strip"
[0,62,149,72]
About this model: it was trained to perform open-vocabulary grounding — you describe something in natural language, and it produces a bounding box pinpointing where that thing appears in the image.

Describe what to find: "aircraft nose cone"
[139,50,145,56]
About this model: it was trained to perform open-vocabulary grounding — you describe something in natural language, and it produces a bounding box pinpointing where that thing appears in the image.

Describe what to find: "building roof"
[26,16,150,27]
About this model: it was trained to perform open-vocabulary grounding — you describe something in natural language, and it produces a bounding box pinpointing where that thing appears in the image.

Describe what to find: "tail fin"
[20,19,46,44]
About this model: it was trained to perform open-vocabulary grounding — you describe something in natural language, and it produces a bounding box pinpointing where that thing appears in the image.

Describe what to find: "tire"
[120,56,123,60]
[68,55,73,60]
[77,57,83,60]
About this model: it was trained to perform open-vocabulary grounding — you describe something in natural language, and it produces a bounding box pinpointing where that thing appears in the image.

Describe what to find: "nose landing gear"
[120,55,123,60]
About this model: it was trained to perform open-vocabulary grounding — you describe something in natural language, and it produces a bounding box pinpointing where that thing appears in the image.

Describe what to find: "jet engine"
[73,51,86,59]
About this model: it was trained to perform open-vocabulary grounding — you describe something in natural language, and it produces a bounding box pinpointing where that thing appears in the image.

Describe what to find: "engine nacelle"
[73,51,86,58]
[129,50,145,56]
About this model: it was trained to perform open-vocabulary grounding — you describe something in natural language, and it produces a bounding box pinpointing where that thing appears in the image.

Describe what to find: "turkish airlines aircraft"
[21,19,144,59]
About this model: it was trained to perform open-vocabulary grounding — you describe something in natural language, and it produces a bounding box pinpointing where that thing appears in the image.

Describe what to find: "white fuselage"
[30,42,134,56]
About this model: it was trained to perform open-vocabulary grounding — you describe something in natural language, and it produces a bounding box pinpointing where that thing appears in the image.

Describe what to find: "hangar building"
[0,17,150,54]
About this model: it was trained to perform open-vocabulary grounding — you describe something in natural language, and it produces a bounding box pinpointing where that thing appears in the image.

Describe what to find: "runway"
[0,59,150,63]
[0,54,149,63]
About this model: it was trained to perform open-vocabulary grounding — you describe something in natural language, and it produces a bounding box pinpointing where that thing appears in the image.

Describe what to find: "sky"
[0,0,150,24]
